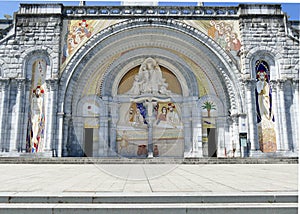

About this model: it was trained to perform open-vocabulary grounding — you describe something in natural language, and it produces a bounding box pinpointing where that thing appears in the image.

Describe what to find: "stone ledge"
[0,192,297,204]
[0,157,297,164]
[0,202,297,214]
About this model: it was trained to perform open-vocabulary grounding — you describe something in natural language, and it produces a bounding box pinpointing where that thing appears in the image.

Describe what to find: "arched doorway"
[58,19,243,158]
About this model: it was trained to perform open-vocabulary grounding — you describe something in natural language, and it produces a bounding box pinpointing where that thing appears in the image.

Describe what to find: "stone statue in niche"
[256,70,272,121]
[126,58,172,96]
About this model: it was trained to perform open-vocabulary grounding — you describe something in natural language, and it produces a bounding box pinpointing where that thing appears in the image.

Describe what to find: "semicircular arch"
[60,18,243,115]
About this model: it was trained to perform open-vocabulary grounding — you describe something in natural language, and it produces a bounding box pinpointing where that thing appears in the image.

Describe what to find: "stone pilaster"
[19,79,31,152]
[270,80,282,151]
[291,79,299,152]
[244,79,259,152]
[278,80,289,151]
[10,78,25,152]
[44,79,58,155]
[0,78,9,152]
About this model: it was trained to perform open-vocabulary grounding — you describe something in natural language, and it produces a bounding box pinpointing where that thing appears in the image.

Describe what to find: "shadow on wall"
[66,120,84,157]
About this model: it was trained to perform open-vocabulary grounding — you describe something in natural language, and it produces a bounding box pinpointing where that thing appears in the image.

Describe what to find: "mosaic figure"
[26,59,46,153]
[255,60,276,152]
[30,86,45,152]
[119,130,129,153]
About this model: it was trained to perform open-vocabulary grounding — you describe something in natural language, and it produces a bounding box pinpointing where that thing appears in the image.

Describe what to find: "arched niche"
[23,50,51,80]
[248,48,281,81]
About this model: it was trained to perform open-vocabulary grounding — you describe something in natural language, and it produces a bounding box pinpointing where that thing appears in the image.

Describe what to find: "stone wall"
[240,4,299,79]
[0,3,298,157]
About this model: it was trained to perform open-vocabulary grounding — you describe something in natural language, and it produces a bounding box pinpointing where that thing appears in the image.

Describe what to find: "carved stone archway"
[58,18,245,157]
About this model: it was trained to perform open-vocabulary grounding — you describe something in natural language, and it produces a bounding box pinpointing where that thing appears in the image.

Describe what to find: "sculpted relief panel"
[116,58,184,157]
[125,58,172,96]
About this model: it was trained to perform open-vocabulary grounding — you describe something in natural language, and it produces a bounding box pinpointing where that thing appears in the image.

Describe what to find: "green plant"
[202,101,216,117]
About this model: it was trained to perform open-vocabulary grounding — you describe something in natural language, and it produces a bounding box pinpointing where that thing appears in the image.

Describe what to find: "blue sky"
[0,1,299,20]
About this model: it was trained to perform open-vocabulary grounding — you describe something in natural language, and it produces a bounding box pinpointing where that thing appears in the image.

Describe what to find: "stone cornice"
[62,5,239,19]
[17,3,286,20]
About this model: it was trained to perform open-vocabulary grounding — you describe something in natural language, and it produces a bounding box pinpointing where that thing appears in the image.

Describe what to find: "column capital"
[277,79,286,90]
[269,80,279,92]
[0,78,10,91]
[15,78,25,91]
[57,112,64,115]
[243,78,256,90]
[45,78,59,91]
[0,77,10,85]
[59,112,71,122]
[231,114,239,124]
[292,79,299,88]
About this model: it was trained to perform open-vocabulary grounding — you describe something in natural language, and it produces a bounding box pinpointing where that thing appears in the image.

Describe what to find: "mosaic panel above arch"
[60,19,242,71]
[60,19,242,116]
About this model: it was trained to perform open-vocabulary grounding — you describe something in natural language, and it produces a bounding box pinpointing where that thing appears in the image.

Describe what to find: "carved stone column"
[216,118,226,157]
[98,97,109,156]
[244,79,259,152]
[191,99,202,157]
[10,78,25,152]
[99,115,109,156]
[56,112,64,157]
[269,80,282,151]
[278,80,289,151]
[231,115,240,157]
[0,78,9,152]
[109,102,118,156]
[62,113,71,157]
[182,102,192,157]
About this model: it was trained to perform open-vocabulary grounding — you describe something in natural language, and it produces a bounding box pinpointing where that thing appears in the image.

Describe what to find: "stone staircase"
[0,193,297,213]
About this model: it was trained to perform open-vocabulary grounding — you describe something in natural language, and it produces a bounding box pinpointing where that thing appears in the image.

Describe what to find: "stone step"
[0,202,297,214]
[0,192,297,213]
[0,157,298,164]
[0,192,297,204]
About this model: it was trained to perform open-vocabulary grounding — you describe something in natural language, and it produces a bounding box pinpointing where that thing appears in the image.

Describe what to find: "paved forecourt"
[0,163,297,213]
[0,163,297,193]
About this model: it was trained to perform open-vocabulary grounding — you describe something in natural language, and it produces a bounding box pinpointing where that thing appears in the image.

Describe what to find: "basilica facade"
[0,3,298,158]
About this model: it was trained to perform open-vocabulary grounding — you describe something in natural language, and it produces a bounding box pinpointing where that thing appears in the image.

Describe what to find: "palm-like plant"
[202,101,216,117]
